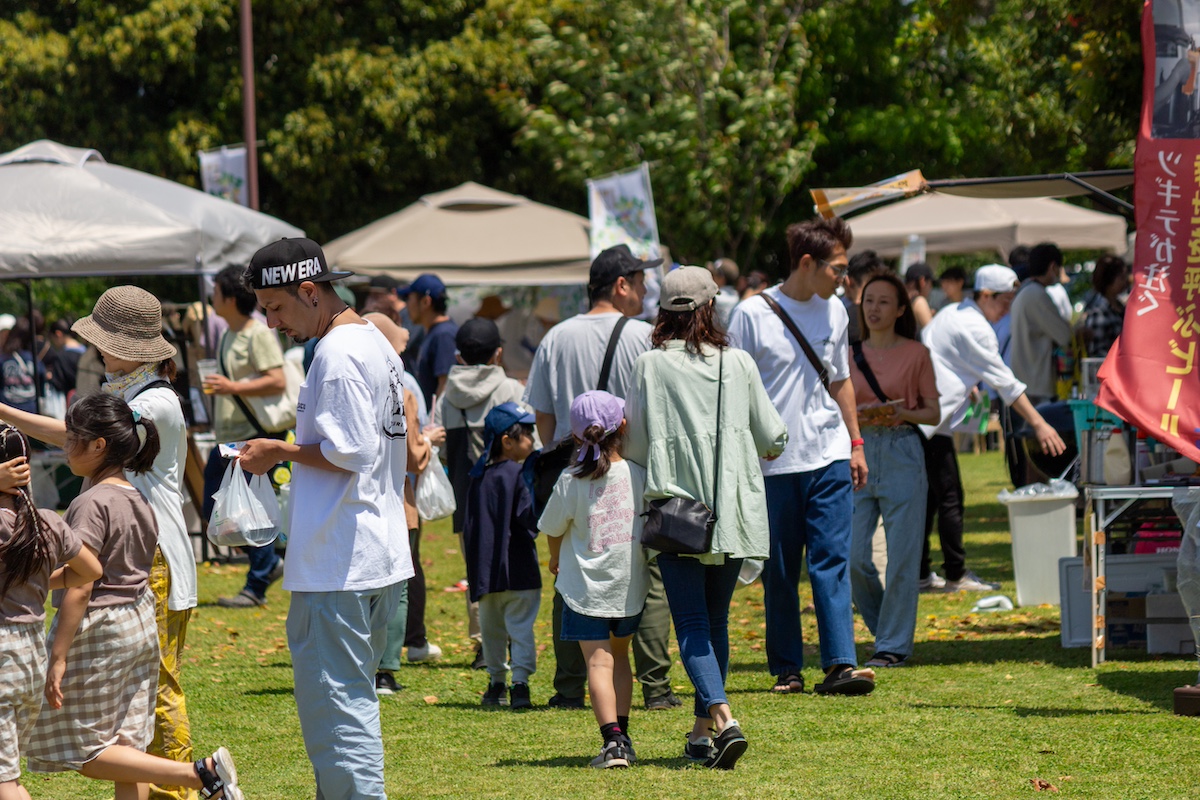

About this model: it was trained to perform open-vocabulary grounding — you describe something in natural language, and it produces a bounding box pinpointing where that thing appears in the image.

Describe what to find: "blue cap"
[398,273,447,299]
[471,402,536,476]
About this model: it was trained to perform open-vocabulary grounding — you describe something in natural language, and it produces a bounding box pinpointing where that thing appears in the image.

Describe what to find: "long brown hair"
[0,426,52,600]
[650,304,728,354]
[571,423,625,480]
[858,272,917,341]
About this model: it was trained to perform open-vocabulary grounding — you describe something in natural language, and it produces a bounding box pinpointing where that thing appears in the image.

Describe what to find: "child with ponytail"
[25,394,244,800]
[538,390,650,769]
[0,425,102,800]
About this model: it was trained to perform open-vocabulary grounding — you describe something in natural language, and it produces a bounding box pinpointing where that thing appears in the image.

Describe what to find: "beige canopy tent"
[846,193,1129,258]
[323,182,591,285]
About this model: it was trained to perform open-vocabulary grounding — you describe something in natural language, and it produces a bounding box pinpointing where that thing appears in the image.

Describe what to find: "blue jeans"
[763,460,857,674]
[850,428,928,657]
[657,554,742,718]
[288,582,404,800]
[203,445,281,600]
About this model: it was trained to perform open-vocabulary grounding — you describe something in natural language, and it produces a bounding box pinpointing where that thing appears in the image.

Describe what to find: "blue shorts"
[560,604,643,641]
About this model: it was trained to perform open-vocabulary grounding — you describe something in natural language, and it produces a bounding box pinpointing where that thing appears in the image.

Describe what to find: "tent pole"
[240,0,260,210]
[25,279,42,416]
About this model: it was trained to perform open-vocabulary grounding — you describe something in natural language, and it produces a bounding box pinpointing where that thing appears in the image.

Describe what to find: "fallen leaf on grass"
[423,696,438,704]
[1030,778,1057,792]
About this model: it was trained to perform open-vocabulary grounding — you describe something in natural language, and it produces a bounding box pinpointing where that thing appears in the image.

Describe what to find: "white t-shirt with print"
[726,286,850,475]
[283,321,414,593]
[538,460,650,619]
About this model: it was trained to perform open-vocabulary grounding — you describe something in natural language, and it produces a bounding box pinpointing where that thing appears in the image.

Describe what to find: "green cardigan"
[625,341,788,562]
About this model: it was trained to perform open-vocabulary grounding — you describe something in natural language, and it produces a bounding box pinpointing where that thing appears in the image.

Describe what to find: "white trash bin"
[997,481,1079,606]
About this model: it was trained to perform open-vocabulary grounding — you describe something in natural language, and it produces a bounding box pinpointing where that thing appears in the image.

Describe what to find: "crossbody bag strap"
[217,331,272,440]
[851,341,890,404]
[711,349,723,521]
[760,293,831,394]
[596,316,630,392]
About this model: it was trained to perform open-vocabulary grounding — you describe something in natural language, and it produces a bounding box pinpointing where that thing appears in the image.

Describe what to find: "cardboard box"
[1146,592,1188,619]
[1147,623,1194,655]
[1106,622,1147,650]
[1106,592,1147,621]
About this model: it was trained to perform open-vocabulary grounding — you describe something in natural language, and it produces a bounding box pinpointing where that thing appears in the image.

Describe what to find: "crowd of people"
[0,219,1131,796]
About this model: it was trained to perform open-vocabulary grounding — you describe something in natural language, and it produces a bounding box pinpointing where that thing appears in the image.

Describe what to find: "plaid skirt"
[26,589,159,772]
[0,622,46,781]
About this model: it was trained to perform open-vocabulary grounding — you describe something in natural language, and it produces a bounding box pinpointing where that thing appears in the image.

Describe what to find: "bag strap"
[596,316,630,393]
[218,331,274,440]
[760,293,831,395]
[711,349,723,521]
[851,341,890,404]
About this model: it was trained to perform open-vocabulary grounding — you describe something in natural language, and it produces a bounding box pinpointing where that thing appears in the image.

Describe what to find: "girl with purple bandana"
[538,391,650,769]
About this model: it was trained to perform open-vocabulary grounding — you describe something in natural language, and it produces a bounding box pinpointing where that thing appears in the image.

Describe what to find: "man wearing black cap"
[238,238,412,800]
[401,273,458,408]
[524,243,681,711]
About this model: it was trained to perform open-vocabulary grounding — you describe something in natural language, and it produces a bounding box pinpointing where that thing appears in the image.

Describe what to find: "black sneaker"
[683,735,713,762]
[589,740,630,769]
[470,643,486,670]
[547,692,586,709]
[621,735,637,764]
[374,671,403,696]
[705,720,747,770]
[481,682,508,707]
[645,691,683,710]
[510,682,533,710]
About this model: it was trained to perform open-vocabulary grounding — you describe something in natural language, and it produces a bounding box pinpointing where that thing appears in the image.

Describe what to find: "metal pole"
[239,0,259,210]
[24,280,42,416]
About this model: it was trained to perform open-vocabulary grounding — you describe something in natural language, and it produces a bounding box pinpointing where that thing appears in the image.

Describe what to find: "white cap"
[974,264,1019,293]
[0,314,16,331]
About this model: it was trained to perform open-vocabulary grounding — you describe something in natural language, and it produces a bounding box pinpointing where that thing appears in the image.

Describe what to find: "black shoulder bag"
[640,349,722,555]
[529,316,630,513]
[760,293,832,396]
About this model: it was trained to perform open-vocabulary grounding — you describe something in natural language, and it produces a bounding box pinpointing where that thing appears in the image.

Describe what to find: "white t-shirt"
[283,321,414,593]
[125,385,196,612]
[524,312,652,443]
[538,460,650,619]
[726,286,850,475]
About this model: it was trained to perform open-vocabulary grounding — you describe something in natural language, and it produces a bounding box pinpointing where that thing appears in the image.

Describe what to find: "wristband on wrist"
[850,438,865,448]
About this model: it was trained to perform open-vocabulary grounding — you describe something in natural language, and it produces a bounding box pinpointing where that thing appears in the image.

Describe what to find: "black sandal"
[866,652,908,668]
[771,672,804,693]
[814,665,875,696]
[195,747,243,800]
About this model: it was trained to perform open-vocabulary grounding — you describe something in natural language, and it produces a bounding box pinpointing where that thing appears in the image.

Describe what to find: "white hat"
[0,315,15,331]
[974,264,1019,293]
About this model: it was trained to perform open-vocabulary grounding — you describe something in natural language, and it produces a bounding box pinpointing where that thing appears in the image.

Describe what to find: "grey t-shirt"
[0,509,81,624]
[56,483,158,610]
[524,312,652,443]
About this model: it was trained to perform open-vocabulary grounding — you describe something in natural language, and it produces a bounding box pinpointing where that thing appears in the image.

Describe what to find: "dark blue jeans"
[656,554,742,718]
[203,446,282,600]
[763,460,857,675]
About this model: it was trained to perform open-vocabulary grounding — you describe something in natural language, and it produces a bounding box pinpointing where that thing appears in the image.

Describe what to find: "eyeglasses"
[818,258,849,280]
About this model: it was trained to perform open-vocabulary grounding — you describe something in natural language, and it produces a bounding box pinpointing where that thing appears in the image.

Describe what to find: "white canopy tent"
[0,139,303,278]
[323,181,591,285]
[846,193,1129,258]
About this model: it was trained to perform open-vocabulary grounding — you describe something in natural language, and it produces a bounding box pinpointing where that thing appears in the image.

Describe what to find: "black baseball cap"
[588,244,663,291]
[247,238,354,289]
[456,317,503,364]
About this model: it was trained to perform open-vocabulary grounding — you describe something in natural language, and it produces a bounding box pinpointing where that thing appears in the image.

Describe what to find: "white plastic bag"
[208,459,279,547]
[416,446,456,521]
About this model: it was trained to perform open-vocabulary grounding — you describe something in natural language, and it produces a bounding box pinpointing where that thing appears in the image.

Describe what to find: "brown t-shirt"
[850,338,940,416]
[0,509,81,624]
[56,483,158,610]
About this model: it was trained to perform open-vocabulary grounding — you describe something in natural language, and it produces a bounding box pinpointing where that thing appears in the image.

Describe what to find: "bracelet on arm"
[850,438,865,448]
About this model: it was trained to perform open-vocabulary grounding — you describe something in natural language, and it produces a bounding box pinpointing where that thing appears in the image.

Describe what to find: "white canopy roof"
[847,193,1128,258]
[0,140,303,278]
[323,182,591,286]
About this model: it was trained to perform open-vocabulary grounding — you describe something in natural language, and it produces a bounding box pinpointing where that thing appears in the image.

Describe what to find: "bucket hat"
[73,286,177,362]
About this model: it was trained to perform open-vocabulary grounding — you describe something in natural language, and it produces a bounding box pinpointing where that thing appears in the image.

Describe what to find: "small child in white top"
[538,390,650,769]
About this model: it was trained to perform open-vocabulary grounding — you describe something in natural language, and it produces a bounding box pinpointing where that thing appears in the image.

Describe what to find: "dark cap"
[247,238,353,289]
[588,244,663,291]
[397,273,447,300]
[368,274,400,293]
[903,262,934,285]
[456,317,503,363]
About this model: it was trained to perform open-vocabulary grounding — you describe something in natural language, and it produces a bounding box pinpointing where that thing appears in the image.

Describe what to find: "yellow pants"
[148,548,196,800]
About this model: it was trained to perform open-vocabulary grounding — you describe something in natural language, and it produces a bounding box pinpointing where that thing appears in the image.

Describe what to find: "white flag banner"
[586,163,661,261]
[199,146,249,206]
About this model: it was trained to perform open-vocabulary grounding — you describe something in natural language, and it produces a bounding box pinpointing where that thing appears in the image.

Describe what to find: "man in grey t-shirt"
[524,244,680,711]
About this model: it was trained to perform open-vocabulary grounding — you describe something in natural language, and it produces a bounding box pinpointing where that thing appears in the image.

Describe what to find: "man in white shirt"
[240,238,411,800]
[524,244,680,711]
[727,217,874,697]
[920,265,1066,592]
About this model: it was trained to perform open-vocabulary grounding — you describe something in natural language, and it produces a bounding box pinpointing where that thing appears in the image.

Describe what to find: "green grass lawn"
[29,452,1200,799]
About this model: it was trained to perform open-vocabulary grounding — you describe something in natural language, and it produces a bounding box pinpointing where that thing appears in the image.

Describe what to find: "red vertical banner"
[1097,0,1200,462]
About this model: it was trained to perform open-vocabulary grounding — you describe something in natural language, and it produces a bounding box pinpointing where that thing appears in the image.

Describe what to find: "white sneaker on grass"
[406,642,442,662]
[943,570,1000,592]
[918,572,946,592]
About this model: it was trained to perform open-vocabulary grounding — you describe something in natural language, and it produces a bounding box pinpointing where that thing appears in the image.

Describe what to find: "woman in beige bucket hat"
[0,286,199,799]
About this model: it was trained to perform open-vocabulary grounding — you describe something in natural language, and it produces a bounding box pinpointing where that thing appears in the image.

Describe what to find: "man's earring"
[312,299,318,307]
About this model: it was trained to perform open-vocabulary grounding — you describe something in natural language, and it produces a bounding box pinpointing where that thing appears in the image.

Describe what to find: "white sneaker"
[943,570,1001,592]
[406,642,443,663]
[918,571,946,592]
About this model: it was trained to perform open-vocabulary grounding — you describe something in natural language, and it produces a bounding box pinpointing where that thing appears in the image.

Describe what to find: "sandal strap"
[195,758,225,799]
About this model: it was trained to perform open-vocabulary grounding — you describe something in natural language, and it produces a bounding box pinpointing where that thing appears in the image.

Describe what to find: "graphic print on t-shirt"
[383,356,407,440]
[586,475,634,554]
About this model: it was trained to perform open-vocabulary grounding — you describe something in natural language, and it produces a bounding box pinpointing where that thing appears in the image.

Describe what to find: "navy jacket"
[463,459,540,603]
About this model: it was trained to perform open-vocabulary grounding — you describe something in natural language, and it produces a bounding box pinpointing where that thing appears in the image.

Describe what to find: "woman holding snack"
[847,271,939,669]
